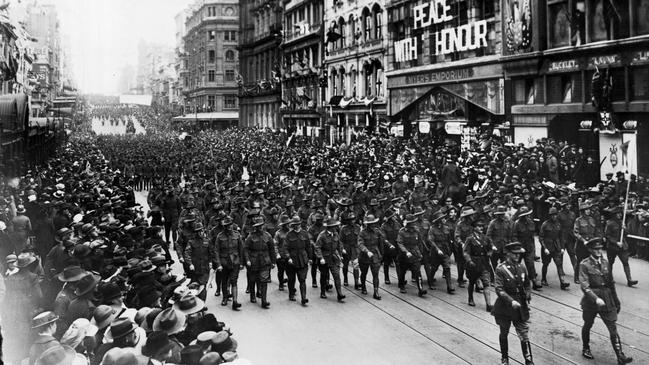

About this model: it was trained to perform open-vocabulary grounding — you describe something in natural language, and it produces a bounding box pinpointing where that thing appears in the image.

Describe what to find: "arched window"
[362,8,372,42]
[364,62,372,96]
[350,68,358,97]
[373,60,384,97]
[338,17,346,48]
[348,14,356,44]
[373,4,383,39]
[330,69,338,95]
[339,67,346,95]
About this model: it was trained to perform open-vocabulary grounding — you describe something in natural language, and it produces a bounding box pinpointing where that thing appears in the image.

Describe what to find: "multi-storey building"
[385,0,505,140]
[238,0,283,129]
[135,41,175,96]
[279,0,325,137]
[322,0,390,144]
[502,0,649,176]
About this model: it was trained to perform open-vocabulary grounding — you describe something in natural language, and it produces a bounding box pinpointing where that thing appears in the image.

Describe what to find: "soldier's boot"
[560,276,570,290]
[468,282,475,306]
[541,265,549,286]
[416,277,427,297]
[582,328,594,359]
[611,334,633,364]
[444,268,455,294]
[336,283,345,302]
[499,335,509,365]
[521,341,534,365]
[311,265,318,288]
[260,283,270,309]
[624,265,638,287]
[484,289,493,312]
[249,282,257,303]
[457,266,466,288]
[231,285,241,311]
[373,286,381,300]
[300,282,308,305]
[573,262,580,284]
[354,269,361,290]
[361,283,368,295]
[343,267,349,287]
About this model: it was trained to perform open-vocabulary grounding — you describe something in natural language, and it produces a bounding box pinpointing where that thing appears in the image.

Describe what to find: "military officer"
[213,217,244,311]
[396,214,427,297]
[493,241,533,365]
[357,214,385,300]
[243,216,275,309]
[314,217,345,302]
[604,206,638,287]
[579,238,632,364]
[539,207,570,289]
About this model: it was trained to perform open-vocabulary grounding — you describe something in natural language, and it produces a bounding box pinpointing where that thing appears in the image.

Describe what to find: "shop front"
[505,48,649,177]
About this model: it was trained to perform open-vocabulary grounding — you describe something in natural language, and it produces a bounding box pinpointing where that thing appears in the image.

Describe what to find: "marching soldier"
[184,222,211,300]
[487,206,513,277]
[539,207,570,289]
[604,206,638,287]
[273,215,291,291]
[282,216,312,305]
[579,238,632,364]
[243,216,275,309]
[493,242,534,365]
[396,214,427,297]
[307,212,325,289]
[574,201,601,284]
[514,207,543,290]
[557,199,577,278]
[213,216,244,311]
[314,217,346,302]
[340,211,361,290]
[357,214,385,300]
[454,207,475,288]
[463,219,493,311]
[428,210,455,294]
[381,209,401,285]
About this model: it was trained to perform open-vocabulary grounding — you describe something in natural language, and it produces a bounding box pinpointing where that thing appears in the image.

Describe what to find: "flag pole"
[619,131,636,245]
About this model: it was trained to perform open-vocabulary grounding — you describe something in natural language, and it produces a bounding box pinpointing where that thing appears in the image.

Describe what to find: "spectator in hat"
[91,305,118,345]
[53,265,87,335]
[44,230,76,281]
[4,253,18,276]
[60,318,99,359]
[10,204,32,252]
[34,344,86,365]
[152,307,185,362]
[94,318,144,365]
[29,311,60,365]
[65,273,98,325]
[141,331,175,363]
[2,252,43,363]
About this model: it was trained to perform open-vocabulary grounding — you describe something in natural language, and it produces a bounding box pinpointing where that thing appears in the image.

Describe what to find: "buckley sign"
[395,0,488,62]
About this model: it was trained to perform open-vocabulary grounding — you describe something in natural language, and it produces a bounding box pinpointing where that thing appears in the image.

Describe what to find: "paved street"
[91,117,145,135]
[131,189,649,365]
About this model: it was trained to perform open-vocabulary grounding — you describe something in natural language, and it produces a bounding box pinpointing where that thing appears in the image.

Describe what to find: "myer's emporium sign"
[394,0,488,62]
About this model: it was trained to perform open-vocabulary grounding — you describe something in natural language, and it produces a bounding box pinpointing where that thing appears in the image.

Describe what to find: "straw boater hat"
[32,311,59,329]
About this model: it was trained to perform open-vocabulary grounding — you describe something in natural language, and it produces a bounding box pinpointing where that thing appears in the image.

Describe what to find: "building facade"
[323,0,389,144]
[384,0,505,141]
[501,0,649,177]
[183,0,240,117]
[238,0,283,129]
[279,0,324,136]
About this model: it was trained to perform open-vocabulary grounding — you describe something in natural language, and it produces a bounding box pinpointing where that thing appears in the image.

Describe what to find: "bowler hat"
[16,205,26,214]
[100,282,123,302]
[57,265,86,282]
[31,311,59,329]
[505,241,525,254]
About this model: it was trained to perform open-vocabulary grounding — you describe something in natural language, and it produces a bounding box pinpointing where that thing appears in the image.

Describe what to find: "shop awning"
[172,112,239,122]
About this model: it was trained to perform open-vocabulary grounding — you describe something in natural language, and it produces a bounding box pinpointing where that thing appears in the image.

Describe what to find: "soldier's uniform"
[357,215,385,299]
[429,213,455,293]
[463,225,493,309]
[315,222,345,301]
[213,219,244,310]
[243,218,275,308]
[579,238,632,364]
[380,212,401,284]
[514,210,541,289]
[340,215,361,289]
[604,212,638,287]
[573,204,600,282]
[184,223,211,300]
[273,220,290,291]
[396,215,427,297]
[557,205,577,269]
[539,210,569,289]
[282,219,312,304]
[487,212,512,273]
[307,217,325,288]
[454,217,474,286]
[492,242,533,365]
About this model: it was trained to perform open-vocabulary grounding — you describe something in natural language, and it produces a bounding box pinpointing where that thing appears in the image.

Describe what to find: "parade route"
[132,187,649,365]
[91,117,146,135]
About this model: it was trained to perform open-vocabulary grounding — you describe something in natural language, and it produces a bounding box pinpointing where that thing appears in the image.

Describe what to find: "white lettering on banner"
[394,37,418,62]
[413,0,452,29]
[434,20,488,56]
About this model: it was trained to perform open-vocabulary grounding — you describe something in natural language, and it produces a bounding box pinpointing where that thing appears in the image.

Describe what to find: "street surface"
[91,117,145,135]
[92,123,649,365]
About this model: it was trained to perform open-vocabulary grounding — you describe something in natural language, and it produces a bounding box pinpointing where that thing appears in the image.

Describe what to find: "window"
[349,15,357,44]
[207,6,216,17]
[631,67,649,100]
[208,50,215,63]
[225,50,235,62]
[634,0,649,35]
[208,30,216,41]
[224,94,237,109]
[514,78,542,105]
[588,0,629,42]
[224,31,237,41]
[364,66,372,96]
[208,70,215,82]
[374,66,383,97]
[340,68,346,95]
[374,7,383,39]
[339,18,346,48]
[225,69,235,81]
[208,95,215,110]
[363,8,372,42]
[548,74,581,103]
